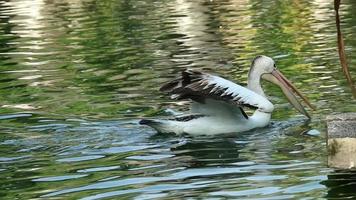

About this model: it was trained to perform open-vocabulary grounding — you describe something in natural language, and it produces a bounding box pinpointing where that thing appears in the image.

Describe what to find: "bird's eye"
[273,64,277,69]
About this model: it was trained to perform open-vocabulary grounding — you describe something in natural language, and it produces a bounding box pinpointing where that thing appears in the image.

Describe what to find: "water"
[1,0,356,199]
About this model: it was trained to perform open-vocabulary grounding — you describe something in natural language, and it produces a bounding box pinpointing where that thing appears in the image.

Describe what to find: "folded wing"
[160,69,274,118]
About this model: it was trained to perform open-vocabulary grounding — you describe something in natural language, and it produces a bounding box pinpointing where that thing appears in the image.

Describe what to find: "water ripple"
[1,0,356,199]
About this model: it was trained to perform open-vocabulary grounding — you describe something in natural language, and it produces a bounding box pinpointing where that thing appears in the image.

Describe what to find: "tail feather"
[139,119,160,125]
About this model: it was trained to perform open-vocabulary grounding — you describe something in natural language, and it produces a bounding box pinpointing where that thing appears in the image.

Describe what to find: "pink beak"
[263,69,315,118]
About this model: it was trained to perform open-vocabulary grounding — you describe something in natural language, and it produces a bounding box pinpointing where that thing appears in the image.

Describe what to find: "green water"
[1,0,356,199]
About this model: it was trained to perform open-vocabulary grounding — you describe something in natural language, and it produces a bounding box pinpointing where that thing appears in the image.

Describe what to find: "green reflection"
[0,0,356,199]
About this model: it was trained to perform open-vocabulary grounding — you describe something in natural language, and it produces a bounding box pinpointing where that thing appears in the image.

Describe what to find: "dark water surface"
[1,0,356,199]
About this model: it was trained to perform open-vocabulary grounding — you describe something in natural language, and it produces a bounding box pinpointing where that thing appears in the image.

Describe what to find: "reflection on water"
[323,172,356,199]
[0,0,356,199]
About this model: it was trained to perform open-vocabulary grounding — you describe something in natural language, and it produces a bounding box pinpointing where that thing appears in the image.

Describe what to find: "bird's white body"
[148,100,271,135]
[140,56,312,135]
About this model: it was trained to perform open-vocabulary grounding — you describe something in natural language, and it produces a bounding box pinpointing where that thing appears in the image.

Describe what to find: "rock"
[327,113,356,169]
[326,113,356,138]
[328,138,356,169]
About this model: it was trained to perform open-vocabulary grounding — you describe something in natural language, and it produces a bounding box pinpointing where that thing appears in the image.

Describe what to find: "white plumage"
[139,55,314,135]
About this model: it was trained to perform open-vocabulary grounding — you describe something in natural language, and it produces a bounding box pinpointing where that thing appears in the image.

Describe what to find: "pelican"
[140,55,315,135]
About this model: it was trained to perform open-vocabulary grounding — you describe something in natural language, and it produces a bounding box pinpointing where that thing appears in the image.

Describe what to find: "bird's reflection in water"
[148,117,316,170]
[168,136,249,168]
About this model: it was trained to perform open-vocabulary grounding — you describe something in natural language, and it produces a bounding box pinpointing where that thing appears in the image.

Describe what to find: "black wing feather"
[160,69,254,119]
[160,69,257,110]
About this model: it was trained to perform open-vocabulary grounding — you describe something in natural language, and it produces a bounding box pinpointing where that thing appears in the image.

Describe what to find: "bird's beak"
[262,69,315,119]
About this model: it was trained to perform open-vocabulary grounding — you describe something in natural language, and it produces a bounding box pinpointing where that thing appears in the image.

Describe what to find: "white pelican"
[140,55,315,135]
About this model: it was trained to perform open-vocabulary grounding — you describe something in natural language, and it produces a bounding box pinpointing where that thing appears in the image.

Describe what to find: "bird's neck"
[247,69,265,97]
[247,68,272,127]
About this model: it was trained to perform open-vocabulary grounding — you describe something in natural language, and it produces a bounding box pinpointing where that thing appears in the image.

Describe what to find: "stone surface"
[327,113,356,138]
[327,113,356,169]
[328,138,356,169]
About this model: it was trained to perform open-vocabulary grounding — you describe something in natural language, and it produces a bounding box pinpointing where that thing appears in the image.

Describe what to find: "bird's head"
[250,55,315,118]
